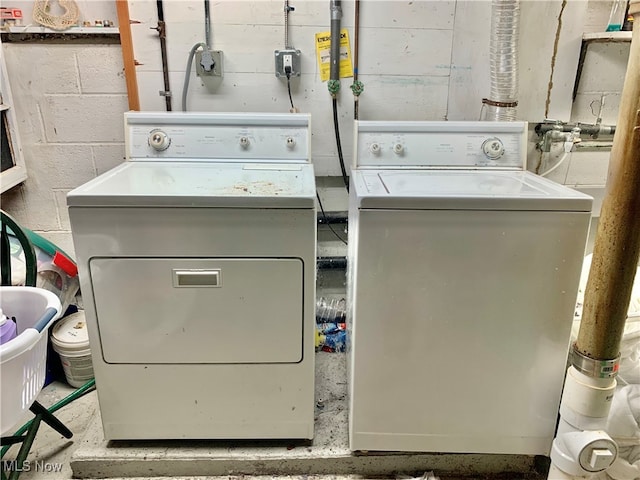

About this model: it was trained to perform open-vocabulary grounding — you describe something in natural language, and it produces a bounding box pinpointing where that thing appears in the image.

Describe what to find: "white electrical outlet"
[274,49,301,78]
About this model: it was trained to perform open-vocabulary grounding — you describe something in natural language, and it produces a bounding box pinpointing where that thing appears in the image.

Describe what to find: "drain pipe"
[548,2,640,478]
[482,0,520,121]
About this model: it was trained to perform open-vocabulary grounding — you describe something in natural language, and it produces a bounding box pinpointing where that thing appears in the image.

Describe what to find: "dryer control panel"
[125,112,311,163]
[355,121,527,170]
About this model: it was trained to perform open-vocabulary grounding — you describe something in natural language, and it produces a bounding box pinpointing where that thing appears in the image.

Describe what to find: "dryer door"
[90,257,304,364]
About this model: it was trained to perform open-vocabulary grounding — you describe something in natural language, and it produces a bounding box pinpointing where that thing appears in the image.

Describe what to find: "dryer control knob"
[482,138,505,159]
[286,137,296,149]
[240,136,250,149]
[393,143,404,155]
[370,143,381,155]
[149,129,171,151]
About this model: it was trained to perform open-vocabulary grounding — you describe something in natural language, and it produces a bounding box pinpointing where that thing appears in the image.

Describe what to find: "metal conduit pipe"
[549,2,640,478]
[329,0,342,86]
[204,0,212,49]
[352,0,363,120]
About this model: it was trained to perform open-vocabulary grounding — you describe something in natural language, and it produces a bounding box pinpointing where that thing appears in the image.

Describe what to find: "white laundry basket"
[0,287,62,435]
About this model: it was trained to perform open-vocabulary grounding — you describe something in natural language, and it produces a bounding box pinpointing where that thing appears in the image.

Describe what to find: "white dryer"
[347,121,592,455]
[68,112,316,440]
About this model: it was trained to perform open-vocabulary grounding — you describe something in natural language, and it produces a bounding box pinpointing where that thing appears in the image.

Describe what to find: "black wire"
[316,191,347,245]
[332,97,349,192]
[287,75,295,110]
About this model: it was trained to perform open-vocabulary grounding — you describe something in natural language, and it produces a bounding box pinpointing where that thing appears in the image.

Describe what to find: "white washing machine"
[347,121,592,455]
[68,112,316,440]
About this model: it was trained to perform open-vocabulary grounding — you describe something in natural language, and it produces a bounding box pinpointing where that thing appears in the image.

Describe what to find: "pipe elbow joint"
[550,430,617,477]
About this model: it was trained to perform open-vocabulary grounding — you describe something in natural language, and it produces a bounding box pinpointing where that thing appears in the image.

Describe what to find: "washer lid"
[67,161,316,208]
[353,170,593,211]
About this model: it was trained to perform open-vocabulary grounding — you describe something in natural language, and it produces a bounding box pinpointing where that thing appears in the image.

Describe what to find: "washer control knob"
[482,138,505,160]
[239,136,250,149]
[148,129,171,151]
[370,143,381,155]
[393,143,404,155]
[286,137,296,149]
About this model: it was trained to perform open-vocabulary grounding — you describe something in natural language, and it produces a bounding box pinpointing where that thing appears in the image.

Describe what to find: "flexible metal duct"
[484,0,520,121]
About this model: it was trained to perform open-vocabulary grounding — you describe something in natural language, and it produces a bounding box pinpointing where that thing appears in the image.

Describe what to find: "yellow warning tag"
[315,29,354,82]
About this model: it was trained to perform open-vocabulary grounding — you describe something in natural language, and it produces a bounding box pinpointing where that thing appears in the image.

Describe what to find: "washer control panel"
[356,121,527,169]
[126,112,310,162]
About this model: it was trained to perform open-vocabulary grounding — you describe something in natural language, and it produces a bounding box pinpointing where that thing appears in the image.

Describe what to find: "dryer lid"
[353,170,593,212]
[67,161,316,208]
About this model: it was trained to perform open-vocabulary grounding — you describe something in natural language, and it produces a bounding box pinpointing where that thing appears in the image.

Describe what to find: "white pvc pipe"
[547,464,577,479]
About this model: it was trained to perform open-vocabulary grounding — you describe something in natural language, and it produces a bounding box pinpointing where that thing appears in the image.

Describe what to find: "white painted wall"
[0,0,630,257]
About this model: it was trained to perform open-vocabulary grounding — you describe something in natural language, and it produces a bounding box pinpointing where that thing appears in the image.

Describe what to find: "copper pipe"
[576,1,640,361]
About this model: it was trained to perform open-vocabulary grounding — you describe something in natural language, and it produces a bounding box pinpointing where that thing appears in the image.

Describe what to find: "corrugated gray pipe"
[483,0,520,121]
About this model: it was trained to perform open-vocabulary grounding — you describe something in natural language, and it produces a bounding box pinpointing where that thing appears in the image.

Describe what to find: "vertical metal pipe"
[204,0,212,49]
[353,0,360,119]
[330,0,342,82]
[155,0,172,111]
[284,0,291,49]
[576,1,640,361]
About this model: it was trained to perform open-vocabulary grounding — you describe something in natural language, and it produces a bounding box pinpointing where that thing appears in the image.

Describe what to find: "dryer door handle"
[172,269,221,287]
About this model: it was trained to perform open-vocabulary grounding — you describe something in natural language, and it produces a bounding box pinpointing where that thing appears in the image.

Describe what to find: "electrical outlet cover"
[196,50,224,77]
[275,49,301,78]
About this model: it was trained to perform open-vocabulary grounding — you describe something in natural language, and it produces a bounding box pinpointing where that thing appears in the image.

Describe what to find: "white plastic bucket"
[50,311,94,388]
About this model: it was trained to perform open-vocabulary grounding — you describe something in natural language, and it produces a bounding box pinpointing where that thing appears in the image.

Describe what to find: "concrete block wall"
[540,0,630,214]
[1,43,127,257]
[128,0,461,175]
[0,0,630,256]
